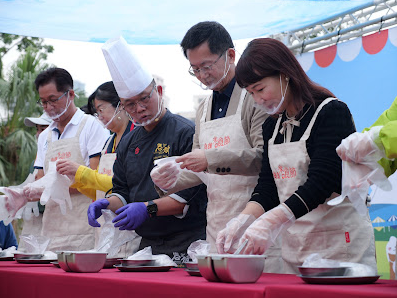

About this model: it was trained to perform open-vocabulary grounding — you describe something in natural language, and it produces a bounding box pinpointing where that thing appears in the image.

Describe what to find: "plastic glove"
[239,204,295,255]
[151,158,181,190]
[112,203,149,230]
[216,213,256,254]
[87,199,110,227]
[336,126,383,164]
[23,183,44,201]
[0,187,28,217]
[328,161,391,216]
[22,202,40,220]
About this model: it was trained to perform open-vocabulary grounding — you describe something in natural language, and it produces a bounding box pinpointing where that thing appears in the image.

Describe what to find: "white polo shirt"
[35,109,110,171]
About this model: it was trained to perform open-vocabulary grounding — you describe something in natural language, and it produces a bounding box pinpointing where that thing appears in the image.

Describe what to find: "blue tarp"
[0,0,372,44]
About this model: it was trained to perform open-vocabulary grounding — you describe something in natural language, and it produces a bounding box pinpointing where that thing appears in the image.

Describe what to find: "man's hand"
[176,149,208,172]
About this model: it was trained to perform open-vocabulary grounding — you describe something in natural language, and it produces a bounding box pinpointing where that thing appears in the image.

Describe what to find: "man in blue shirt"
[0,221,18,249]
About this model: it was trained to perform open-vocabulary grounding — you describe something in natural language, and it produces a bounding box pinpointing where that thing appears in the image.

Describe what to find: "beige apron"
[95,136,141,258]
[199,88,259,252]
[41,115,96,252]
[267,98,376,274]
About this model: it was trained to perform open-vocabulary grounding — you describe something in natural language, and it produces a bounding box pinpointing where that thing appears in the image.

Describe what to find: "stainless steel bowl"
[57,252,72,272]
[197,254,265,283]
[197,255,220,282]
[57,252,106,273]
[119,258,154,267]
[298,266,350,277]
[185,261,199,270]
[212,254,265,283]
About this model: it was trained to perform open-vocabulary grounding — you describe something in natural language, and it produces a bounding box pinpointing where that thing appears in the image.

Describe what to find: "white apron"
[41,115,96,252]
[267,98,376,274]
[199,88,259,252]
[95,136,141,258]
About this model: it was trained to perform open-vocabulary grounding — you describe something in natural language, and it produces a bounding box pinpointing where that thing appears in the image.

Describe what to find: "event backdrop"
[297,27,397,279]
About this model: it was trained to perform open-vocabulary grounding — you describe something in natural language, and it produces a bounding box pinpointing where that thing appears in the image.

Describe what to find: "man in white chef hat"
[87,36,207,265]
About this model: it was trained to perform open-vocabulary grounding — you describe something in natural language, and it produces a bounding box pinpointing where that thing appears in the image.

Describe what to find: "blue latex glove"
[87,199,110,227]
[112,202,149,230]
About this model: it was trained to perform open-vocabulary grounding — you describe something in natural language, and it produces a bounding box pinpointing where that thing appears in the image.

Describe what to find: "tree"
[0,34,54,79]
[0,47,49,185]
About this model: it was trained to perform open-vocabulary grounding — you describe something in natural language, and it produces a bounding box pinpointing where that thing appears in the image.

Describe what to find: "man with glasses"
[151,21,268,252]
[27,67,109,251]
[87,37,207,265]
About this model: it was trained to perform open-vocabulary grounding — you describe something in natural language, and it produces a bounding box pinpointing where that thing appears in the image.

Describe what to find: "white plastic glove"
[22,202,40,220]
[0,187,28,217]
[23,183,45,201]
[216,213,256,254]
[336,126,383,164]
[151,157,181,191]
[238,204,295,255]
[328,161,391,216]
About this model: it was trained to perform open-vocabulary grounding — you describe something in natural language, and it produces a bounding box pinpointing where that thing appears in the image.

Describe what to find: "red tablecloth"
[0,261,396,298]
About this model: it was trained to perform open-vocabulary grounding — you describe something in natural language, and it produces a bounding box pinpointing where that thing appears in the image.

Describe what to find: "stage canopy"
[0,0,373,44]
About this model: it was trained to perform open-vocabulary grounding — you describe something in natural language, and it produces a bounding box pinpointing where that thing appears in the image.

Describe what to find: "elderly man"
[151,21,268,252]
[87,37,207,265]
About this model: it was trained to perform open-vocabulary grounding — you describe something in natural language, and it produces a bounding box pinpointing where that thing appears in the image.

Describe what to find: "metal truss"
[272,0,397,54]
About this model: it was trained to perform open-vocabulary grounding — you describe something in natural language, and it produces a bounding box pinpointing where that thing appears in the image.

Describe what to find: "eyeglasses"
[93,104,114,118]
[37,90,70,108]
[188,52,224,76]
[122,84,156,113]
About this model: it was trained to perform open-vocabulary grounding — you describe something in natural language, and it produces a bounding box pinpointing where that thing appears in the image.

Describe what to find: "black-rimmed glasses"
[122,84,156,113]
[188,53,224,76]
[37,90,70,108]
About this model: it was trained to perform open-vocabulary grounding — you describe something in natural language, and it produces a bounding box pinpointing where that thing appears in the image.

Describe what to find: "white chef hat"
[102,36,153,99]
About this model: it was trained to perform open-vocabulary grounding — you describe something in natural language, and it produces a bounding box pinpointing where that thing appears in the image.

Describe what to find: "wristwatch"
[147,200,158,218]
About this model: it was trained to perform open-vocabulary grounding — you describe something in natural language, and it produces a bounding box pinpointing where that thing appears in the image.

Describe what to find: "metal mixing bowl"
[57,251,107,273]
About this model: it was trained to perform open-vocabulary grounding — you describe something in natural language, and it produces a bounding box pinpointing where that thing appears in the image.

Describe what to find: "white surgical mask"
[96,101,122,129]
[45,92,72,121]
[196,52,231,91]
[253,75,289,115]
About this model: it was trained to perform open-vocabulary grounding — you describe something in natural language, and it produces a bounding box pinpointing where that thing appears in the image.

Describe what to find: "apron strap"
[75,115,89,138]
[269,114,283,145]
[200,94,212,124]
[236,89,247,119]
[200,87,247,124]
[301,97,336,141]
[101,135,114,156]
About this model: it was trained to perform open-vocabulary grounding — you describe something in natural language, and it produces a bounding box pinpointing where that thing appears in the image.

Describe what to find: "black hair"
[180,21,234,58]
[87,81,120,114]
[34,67,73,92]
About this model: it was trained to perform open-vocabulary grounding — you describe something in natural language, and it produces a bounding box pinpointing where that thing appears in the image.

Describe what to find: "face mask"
[196,51,231,91]
[45,92,72,121]
[96,102,122,129]
[253,75,289,115]
[127,89,163,127]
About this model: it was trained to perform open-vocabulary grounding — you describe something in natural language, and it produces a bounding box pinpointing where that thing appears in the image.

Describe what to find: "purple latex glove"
[112,202,149,230]
[87,199,110,227]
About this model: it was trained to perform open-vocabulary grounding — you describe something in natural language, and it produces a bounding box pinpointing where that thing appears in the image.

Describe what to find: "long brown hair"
[235,38,335,112]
